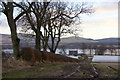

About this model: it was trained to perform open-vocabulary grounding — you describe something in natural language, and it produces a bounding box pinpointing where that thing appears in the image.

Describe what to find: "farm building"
[69,50,78,56]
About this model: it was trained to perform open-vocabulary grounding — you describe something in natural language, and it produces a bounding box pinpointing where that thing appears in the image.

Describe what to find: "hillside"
[0,34,119,49]
[96,38,119,43]
[60,36,98,44]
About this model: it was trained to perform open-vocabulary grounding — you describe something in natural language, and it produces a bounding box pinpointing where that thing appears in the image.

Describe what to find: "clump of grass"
[2,57,32,73]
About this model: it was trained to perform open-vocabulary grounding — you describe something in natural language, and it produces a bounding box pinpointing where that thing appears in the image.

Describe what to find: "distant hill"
[60,36,98,44]
[0,34,119,49]
[96,38,119,43]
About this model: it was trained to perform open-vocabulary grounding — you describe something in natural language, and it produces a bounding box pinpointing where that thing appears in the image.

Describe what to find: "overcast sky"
[0,0,118,39]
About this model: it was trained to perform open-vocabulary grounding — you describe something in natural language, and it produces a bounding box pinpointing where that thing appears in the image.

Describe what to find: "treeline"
[59,44,119,56]
[0,1,93,59]
[79,44,119,55]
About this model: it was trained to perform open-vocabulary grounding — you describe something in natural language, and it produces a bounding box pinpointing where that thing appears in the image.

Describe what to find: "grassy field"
[2,62,80,78]
[92,63,119,78]
[2,58,96,79]
[3,62,98,78]
[2,55,120,79]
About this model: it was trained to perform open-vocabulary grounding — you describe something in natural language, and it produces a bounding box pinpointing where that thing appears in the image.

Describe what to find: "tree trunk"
[43,38,48,51]
[50,50,55,53]
[42,38,47,51]
[11,33,20,59]
[35,30,41,50]
[51,38,54,52]
[35,15,42,51]
[42,28,48,51]
[8,18,20,59]
[5,3,20,59]
[53,38,60,53]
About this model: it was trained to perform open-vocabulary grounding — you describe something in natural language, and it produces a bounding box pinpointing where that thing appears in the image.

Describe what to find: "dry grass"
[2,53,80,73]
[2,57,33,73]
[92,62,119,66]
[2,59,80,78]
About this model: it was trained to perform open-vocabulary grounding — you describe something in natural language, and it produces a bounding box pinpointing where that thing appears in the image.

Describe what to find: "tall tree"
[18,2,93,53]
[16,2,50,50]
[0,1,32,59]
[41,2,93,53]
[2,2,20,58]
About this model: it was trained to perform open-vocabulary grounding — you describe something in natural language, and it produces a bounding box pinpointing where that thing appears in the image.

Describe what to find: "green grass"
[3,71,35,78]
[2,63,65,78]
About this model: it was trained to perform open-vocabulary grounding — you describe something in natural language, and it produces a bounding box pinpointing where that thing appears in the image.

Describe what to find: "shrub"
[41,51,79,62]
[33,49,42,62]
[20,47,35,63]
[41,51,56,62]
[20,47,79,63]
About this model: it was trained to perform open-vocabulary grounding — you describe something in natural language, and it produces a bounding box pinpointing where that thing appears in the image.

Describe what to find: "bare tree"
[0,1,32,59]
[81,43,87,55]
[17,1,93,53]
[108,46,114,55]
[88,45,93,56]
[41,2,93,53]
[16,2,50,50]
[93,45,99,55]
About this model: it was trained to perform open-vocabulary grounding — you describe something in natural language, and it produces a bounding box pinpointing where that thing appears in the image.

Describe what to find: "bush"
[33,49,43,63]
[20,47,79,63]
[20,47,35,63]
[41,51,57,62]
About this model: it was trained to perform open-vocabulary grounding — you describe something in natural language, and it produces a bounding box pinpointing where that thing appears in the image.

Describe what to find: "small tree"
[88,45,93,56]
[108,46,114,55]
[81,43,87,55]
[93,45,98,55]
